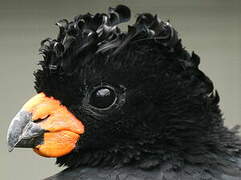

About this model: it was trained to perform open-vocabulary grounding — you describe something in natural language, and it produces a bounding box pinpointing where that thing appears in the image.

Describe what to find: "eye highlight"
[89,87,117,109]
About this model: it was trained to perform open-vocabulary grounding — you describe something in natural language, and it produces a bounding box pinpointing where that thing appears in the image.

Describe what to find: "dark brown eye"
[89,87,116,109]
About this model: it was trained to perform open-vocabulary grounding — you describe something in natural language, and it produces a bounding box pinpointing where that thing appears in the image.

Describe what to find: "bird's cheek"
[7,92,85,158]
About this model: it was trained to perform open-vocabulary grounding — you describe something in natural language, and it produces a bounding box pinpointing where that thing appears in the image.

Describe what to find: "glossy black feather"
[33,5,241,180]
[45,160,241,180]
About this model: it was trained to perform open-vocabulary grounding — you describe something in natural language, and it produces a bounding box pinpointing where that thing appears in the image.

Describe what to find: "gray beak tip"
[8,146,14,152]
[7,110,45,151]
[7,136,18,152]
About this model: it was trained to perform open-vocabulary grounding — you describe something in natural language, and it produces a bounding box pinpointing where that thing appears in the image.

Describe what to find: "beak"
[7,93,84,157]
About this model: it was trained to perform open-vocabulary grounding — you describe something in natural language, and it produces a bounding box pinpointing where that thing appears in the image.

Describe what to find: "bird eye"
[89,87,117,109]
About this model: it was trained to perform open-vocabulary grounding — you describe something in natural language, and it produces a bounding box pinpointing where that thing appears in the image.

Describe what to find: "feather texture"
[33,5,241,180]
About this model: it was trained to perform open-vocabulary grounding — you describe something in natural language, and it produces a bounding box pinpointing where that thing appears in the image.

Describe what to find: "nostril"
[34,115,50,123]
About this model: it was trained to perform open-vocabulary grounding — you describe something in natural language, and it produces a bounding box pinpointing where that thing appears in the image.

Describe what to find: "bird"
[7,5,241,180]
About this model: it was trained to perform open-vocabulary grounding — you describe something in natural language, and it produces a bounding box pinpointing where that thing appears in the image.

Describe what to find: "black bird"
[7,5,241,180]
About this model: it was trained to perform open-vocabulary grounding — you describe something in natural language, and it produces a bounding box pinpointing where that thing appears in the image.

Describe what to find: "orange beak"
[7,93,84,157]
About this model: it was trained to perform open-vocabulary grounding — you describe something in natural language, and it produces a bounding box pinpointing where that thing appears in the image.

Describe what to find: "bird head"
[8,5,235,168]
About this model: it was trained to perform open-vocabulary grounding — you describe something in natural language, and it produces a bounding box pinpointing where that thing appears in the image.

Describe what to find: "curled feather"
[39,5,181,73]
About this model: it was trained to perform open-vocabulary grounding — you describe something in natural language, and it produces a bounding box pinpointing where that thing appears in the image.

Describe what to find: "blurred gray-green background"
[0,0,240,179]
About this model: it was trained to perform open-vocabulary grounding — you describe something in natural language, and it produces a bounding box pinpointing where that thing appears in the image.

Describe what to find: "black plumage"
[33,5,241,180]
